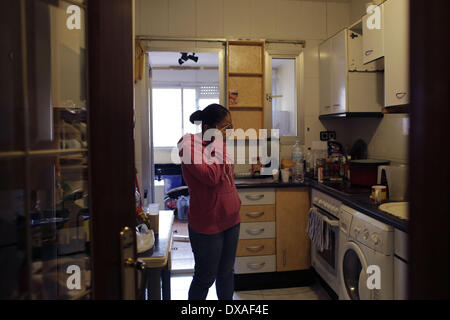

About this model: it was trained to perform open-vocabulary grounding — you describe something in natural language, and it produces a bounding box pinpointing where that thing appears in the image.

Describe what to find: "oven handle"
[313,206,340,228]
[322,216,339,227]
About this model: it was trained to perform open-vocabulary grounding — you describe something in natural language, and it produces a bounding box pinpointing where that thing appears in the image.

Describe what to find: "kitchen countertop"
[234,177,408,232]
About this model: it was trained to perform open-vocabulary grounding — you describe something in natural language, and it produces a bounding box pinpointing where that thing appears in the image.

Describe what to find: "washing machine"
[338,205,394,300]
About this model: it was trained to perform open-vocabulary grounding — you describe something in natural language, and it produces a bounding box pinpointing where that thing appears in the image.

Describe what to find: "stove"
[320,180,371,196]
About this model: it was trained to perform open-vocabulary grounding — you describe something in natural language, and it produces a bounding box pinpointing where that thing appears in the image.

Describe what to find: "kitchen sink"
[379,202,409,220]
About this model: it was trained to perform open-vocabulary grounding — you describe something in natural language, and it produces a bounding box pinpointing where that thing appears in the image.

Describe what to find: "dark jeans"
[188,223,240,300]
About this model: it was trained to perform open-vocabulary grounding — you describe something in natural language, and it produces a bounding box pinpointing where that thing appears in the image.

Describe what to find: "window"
[152,86,219,148]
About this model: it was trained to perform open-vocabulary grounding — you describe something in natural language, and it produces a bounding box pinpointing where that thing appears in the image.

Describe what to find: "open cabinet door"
[0,0,136,300]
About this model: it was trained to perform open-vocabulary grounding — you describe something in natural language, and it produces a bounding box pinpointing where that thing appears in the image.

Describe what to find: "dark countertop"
[234,177,408,233]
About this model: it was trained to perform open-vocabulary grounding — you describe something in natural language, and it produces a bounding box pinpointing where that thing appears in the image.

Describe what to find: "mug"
[371,185,387,204]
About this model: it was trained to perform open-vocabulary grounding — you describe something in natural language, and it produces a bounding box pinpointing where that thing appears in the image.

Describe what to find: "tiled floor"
[171,274,331,300]
[171,219,331,300]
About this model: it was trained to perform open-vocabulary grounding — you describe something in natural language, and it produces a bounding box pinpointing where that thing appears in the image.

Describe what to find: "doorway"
[148,51,221,274]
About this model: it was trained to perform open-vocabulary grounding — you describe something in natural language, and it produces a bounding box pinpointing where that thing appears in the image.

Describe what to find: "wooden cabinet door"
[276,188,311,272]
[384,0,410,107]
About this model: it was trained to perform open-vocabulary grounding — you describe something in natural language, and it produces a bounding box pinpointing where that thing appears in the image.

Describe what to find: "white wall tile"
[224,0,252,38]
[303,44,319,78]
[168,0,197,37]
[276,0,303,40]
[303,76,320,117]
[299,1,327,40]
[250,0,278,39]
[326,1,350,38]
[137,0,169,36]
[196,0,224,37]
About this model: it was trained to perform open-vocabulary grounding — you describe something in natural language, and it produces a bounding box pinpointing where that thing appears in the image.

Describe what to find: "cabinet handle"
[247,262,266,270]
[246,245,265,252]
[333,104,341,107]
[245,211,264,218]
[283,249,287,267]
[245,194,264,201]
[396,92,407,99]
[246,228,265,236]
[324,105,331,109]
[365,50,374,56]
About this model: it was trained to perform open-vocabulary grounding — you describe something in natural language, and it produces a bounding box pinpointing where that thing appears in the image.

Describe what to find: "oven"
[310,189,341,296]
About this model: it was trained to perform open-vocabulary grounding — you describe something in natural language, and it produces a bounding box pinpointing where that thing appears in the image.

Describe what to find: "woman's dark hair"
[189,104,230,128]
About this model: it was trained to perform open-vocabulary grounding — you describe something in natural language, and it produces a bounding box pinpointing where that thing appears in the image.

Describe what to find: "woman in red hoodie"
[177,104,241,300]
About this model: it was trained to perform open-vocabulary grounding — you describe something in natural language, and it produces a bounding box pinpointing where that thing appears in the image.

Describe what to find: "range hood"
[319,112,384,120]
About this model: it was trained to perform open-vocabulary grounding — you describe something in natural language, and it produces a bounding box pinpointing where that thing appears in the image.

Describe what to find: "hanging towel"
[307,207,332,252]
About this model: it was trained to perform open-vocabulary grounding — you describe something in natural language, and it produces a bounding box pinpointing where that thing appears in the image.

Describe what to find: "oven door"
[311,206,340,294]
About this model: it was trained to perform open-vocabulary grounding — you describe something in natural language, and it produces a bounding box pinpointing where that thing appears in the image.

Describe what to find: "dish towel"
[307,207,331,252]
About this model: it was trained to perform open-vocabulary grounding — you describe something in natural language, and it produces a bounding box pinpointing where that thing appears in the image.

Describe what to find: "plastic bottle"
[292,141,304,183]
[305,147,312,174]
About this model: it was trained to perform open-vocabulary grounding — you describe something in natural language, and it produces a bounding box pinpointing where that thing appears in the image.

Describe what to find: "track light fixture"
[178,52,198,65]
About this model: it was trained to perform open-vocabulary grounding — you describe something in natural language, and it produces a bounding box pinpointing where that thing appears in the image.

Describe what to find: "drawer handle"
[396,92,407,99]
[365,49,374,56]
[247,262,266,270]
[246,228,265,236]
[245,194,264,201]
[245,211,264,218]
[246,245,265,252]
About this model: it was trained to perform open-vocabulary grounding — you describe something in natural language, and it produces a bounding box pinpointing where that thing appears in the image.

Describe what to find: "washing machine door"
[340,241,370,300]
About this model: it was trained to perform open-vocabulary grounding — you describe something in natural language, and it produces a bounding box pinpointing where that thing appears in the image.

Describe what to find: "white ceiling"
[148,52,219,67]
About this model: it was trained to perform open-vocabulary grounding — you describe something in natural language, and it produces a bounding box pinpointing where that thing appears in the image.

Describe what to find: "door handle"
[246,228,265,236]
[245,211,264,218]
[245,194,264,201]
[247,262,266,270]
[246,245,265,252]
[124,257,146,271]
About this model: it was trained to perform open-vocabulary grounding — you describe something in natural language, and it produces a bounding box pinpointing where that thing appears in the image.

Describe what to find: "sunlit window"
[152,86,219,147]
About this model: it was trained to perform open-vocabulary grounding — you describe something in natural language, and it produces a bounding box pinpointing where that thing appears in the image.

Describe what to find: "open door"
[0,0,137,300]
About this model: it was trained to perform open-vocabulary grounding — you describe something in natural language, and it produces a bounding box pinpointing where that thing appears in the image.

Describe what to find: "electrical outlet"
[320,131,329,141]
[328,131,336,140]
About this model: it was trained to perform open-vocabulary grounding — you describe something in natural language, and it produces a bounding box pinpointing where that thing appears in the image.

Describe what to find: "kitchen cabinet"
[384,0,410,107]
[319,29,384,116]
[227,41,265,135]
[362,4,384,64]
[275,188,310,272]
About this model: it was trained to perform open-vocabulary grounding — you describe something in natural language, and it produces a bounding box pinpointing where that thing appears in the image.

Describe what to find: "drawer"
[238,188,275,206]
[235,255,276,274]
[239,222,275,240]
[240,205,275,223]
[236,239,276,257]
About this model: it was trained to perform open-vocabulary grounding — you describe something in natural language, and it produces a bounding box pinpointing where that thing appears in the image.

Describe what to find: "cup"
[281,169,290,183]
[371,185,387,204]
[146,203,160,234]
[272,169,280,182]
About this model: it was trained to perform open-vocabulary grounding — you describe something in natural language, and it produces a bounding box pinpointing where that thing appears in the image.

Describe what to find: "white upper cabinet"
[319,38,332,115]
[319,28,384,116]
[362,3,384,64]
[384,0,410,107]
[331,29,347,114]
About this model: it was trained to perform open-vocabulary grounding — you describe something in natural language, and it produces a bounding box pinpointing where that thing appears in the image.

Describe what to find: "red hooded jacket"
[177,133,241,234]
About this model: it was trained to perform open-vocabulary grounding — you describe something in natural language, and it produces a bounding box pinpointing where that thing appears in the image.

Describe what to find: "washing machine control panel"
[348,211,394,255]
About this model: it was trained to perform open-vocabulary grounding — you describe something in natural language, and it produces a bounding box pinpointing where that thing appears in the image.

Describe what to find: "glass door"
[0,0,90,299]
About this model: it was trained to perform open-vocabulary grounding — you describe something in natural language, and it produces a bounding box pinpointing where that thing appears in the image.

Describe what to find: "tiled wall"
[136,0,351,41]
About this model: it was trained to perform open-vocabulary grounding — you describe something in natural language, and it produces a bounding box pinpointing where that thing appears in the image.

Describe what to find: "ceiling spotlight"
[188,53,198,63]
[178,52,188,65]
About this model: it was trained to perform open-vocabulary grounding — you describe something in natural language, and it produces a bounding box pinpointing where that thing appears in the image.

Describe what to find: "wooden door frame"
[409,0,450,299]
[87,0,136,299]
